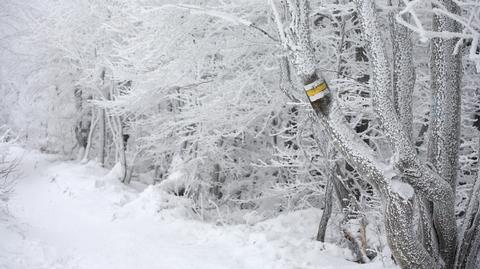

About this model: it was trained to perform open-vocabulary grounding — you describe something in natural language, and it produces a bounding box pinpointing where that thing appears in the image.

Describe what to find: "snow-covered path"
[0,148,394,269]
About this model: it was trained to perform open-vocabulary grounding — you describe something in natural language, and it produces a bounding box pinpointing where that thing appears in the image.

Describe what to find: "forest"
[1,0,479,268]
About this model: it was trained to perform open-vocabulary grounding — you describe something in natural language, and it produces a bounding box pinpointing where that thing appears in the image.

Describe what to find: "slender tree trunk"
[74,87,91,159]
[117,118,127,183]
[98,68,107,167]
[390,7,415,142]
[316,176,333,242]
[98,109,106,166]
[82,107,97,163]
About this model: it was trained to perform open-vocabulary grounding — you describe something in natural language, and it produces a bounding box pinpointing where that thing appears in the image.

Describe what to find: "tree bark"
[390,6,415,142]
[389,2,440,259]
[98,68,107,167]
[426,2,462,267]
[316,176,333,242]
[427,0,462,194]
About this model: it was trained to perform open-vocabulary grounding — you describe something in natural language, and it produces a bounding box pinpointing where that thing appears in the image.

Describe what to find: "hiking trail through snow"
[0,147,395,269]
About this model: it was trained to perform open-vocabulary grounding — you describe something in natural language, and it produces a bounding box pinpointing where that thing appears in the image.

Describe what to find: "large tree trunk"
[426,2,462,267]
[389,1,440,259]
[427,1,462,194]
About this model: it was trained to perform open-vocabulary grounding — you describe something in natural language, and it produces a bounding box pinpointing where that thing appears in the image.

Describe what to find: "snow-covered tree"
[271,0,479,268]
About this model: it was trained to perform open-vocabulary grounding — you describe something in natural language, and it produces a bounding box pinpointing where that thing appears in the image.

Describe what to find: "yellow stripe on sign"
[306,82,327,97]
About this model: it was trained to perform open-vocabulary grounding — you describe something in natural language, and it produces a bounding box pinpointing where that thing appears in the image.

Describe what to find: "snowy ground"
[0,147,395,269]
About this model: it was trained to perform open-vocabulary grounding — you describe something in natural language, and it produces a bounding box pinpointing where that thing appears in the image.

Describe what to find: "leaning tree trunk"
[316,176,333,242]
[312,9,370,257]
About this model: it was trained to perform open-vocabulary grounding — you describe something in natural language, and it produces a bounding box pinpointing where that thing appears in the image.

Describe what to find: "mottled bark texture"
[427,1,462,194]
[426,3,462,267]
[390,0,438,263]
[390,7,415,141]
[427,1,462,268]
[391,6,440,254]
[384,194,436,268]
[272,0,460,268]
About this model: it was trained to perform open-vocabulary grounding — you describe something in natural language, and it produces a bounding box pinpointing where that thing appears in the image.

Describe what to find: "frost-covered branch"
[143,3,278,42]
[397,0,480,70]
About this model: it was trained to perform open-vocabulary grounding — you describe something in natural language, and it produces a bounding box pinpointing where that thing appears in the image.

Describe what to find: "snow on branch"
[397,0,480,70]
[143,3,278,42]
